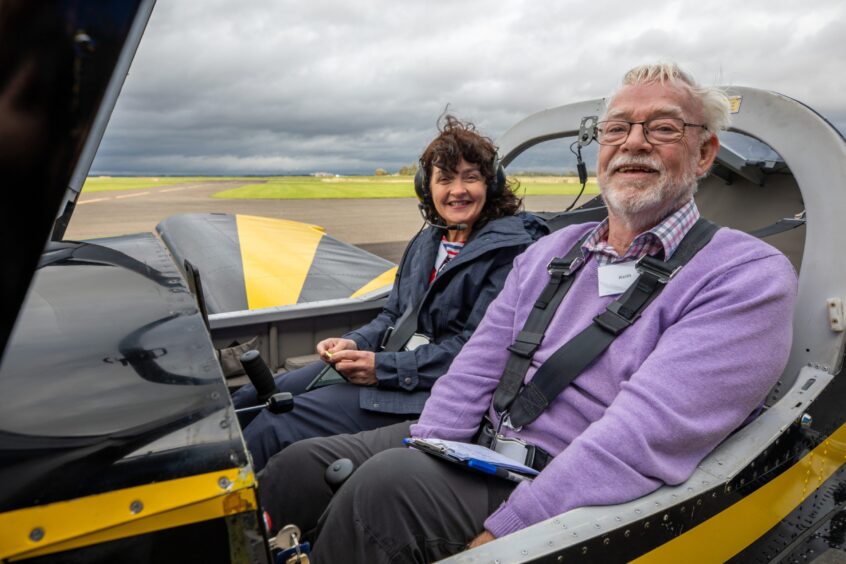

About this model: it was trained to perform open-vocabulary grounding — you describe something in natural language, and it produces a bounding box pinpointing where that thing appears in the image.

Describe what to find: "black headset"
[414,157,506,206]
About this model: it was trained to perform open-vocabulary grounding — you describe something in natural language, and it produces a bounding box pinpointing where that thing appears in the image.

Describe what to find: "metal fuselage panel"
[0,236,245,514]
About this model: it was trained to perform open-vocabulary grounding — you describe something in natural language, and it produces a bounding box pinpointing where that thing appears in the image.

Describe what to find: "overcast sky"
[90,0,846,176]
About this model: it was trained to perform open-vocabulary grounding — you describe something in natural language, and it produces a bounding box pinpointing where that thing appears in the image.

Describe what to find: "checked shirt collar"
[570,199,700,271]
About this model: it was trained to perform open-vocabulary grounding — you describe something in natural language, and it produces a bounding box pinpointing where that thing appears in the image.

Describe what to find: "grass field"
[212,175,599,199]
[82,176,247,193]
[83,175,599,198]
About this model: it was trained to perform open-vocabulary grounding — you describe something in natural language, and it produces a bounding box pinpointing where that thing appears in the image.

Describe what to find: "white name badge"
[597,261,638,297]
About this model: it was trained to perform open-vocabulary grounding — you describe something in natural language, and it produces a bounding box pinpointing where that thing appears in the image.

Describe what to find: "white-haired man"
[257,63,797,562]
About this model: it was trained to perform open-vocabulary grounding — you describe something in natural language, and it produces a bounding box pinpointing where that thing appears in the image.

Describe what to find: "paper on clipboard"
[404,437,539,476]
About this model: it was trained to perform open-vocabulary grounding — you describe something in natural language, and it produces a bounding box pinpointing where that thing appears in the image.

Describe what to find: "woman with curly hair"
[232,115,546,469]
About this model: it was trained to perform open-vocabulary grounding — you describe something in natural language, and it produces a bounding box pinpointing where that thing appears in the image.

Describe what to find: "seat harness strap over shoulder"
[493,218,721,431]
[381,298,425,352]
[380,230,430,353]
[490,233,589,416]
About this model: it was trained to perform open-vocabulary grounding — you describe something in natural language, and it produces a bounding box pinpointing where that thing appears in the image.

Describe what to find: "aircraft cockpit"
[2,0,846,561]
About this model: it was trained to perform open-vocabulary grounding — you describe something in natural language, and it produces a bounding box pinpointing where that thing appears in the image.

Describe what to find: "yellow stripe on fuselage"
[0,467,257,561]
[634,422,846,563]
[351,266,398,298]
[236,215,325,309]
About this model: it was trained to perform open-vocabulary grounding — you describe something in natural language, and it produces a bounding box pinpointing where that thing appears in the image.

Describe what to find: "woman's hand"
[330,350,377,385]
[316,337,358,361]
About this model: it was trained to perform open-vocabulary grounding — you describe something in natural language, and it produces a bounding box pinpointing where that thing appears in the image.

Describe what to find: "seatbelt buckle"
[491,433,534,466]
[478,417,551,471]
[635,255,680,283]
[403,333,431,351]
[499,412,523,433]
[475,418,496,448]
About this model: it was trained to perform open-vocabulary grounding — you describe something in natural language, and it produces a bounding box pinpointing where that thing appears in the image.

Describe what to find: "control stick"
[235,392,294,418]
[240,350,278,404]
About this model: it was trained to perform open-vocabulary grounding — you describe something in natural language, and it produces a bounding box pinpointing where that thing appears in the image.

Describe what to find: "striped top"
[430,237,465,283]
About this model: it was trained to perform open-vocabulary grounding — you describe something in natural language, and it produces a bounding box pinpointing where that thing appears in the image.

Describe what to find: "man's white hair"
[609,62,731,135]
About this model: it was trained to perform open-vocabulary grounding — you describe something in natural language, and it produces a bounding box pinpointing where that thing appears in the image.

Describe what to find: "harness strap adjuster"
[593,309,632,335]
[514,330,543,346]
[507,329,544,358]
[635,254,679,283]
[507,342,537,358]
[547,257,574,276]
[535,258,577,309]
[378,326,394,351]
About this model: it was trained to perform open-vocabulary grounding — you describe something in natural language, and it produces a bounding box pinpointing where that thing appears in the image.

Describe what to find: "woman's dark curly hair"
[419,115,522,229]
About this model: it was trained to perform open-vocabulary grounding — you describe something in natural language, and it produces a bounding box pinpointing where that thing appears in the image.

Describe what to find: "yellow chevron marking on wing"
[351,266,397,298]
[236,215,325,309]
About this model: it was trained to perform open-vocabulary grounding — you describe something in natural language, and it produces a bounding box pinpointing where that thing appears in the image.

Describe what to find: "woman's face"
[429,158,487,232]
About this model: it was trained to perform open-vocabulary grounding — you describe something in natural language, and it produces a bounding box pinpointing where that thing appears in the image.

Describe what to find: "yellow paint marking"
[728,95,742,114]
[351,266,398,298]
[236,214,325,309]
[160,186,190,193]
[0,467,256,561]
[76,198,109,205]
[115,192,149,199]
[633,423,846,563]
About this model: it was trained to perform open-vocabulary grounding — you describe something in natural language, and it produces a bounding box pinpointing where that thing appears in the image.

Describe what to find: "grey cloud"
[91,0,846,176]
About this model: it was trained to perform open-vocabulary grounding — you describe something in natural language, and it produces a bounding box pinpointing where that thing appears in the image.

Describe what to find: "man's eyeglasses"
[595,118,707,146]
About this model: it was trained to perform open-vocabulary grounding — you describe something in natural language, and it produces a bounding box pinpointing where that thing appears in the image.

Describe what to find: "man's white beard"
[599,152,698,231]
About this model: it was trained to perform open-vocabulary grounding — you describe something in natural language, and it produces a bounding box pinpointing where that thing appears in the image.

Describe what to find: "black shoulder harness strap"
[491,231,591,414]
[493,218,721,430]
[381,299,424,352]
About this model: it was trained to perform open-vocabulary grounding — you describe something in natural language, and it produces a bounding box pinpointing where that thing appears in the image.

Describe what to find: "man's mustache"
[606,154,666,174]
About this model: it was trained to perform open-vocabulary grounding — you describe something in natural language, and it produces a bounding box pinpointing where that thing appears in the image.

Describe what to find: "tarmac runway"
[65,180,580,263]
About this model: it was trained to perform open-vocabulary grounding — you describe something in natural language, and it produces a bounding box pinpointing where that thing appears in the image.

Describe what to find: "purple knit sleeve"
[409,252,524,441]
[411,228,593,441]
[485,250,798,537]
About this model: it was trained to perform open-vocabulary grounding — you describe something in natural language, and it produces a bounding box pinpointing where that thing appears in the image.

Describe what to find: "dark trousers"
[258,422,516,564]
[231,362,410,470]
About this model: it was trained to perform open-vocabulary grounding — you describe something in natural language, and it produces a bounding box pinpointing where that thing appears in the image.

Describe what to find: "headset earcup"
[414,164,428,202]
[488,161,506,199]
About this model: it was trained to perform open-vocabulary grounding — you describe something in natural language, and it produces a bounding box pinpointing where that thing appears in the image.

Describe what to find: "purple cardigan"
[410,222,797,537]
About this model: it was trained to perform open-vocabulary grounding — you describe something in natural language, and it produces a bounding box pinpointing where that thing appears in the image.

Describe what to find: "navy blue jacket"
[345,212,547,414]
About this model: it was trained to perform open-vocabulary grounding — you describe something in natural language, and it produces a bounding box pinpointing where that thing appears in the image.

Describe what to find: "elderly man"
[258,63,797,563]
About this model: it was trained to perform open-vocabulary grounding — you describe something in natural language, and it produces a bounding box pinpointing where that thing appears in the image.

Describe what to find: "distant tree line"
[373,163,418,176]
[397,163,418,176]
[510,170,587,177]
[373,165,590,177]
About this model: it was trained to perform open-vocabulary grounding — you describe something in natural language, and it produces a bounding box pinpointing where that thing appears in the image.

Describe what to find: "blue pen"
[467,459,531,483]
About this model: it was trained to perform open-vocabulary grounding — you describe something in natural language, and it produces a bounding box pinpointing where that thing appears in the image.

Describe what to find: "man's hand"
[467,530,495,549]
[331,350,377,385]
[316,337,358,361]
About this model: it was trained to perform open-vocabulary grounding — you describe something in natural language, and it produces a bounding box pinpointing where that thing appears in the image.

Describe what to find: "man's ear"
[696,134,720,177]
